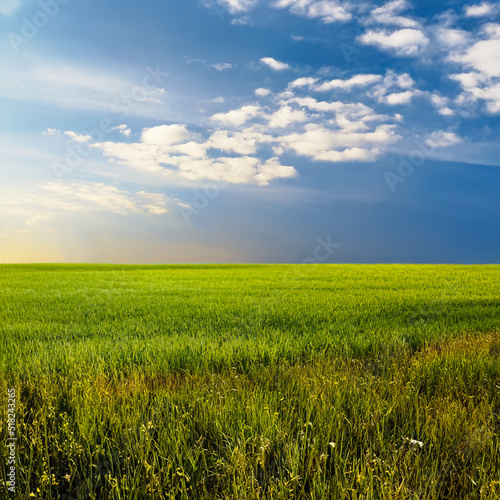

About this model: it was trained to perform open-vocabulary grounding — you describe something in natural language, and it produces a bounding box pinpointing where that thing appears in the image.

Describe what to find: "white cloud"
[260,57,291,71]
[370,70,417,103]
[141,124,194,145]
[425,130,463,148]
[430,94,454,115]
[207,129,272,155]
[112,124,132,137]
[212,63,233,70]
[70,74,405,186]
[274,0,351,23]
[255,88,272,96]
[464,2,495,17]
[211,105,262,126]
[454,79,500,113]
[359,28,429,56]
[450,72,488,89]
[288,74,383,94]
[448,25,500,113]
[213,0,258,13]
[2,182,180,223]
[42,128,60,136]
[460,38,500,78]
[136,191,171,215]
[315,74,383,91]
[267,106,309,128]
[254,157,297,185]
[436,28,470,48]
[90,122,295,186]
[64,131,92,143]
[369,0,420,28]
[289,77,319,89]
[383,90,418,105]
[276,119,400,162]
[39,182,141,214]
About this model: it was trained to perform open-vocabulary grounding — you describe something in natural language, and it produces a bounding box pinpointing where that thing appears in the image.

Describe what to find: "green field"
[1,264,500,499]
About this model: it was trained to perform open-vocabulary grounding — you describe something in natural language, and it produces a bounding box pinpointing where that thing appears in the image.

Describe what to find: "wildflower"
[404,437,424,448]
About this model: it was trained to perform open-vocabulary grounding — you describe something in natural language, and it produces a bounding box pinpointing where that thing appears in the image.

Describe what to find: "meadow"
[0,264,499,499]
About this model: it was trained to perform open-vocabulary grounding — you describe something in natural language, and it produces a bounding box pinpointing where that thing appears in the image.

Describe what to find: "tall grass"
[1,264,499,498]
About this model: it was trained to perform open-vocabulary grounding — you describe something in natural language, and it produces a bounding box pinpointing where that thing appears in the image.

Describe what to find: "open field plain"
[1,264,499,499]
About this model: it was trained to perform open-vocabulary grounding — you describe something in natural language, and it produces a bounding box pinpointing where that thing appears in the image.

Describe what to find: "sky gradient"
[0,0,499,263]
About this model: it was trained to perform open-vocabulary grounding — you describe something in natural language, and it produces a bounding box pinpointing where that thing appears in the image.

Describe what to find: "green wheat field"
[1,264,500,499]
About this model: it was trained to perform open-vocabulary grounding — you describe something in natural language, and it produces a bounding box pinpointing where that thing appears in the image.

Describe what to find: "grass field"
[1,264,500,499]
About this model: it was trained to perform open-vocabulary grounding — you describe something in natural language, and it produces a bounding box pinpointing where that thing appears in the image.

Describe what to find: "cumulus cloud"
[435,28,470,48]
[289,77,319,89]
[425,130,463,148]
[274,0,351,23]
[368,0,420,28]
[55,72,406,187]
[288,74,383,93]
[278,123,398,162]
[64,131,93,143]
[141,124,194,145]
[383,90,418,105]
[215,0,258,14]
[429,94,454,115]
[449,24,500,113]
[267,106,309,128]
[370,70,417,104]
[90,120,296,186]
[315,74,383,91]
[112,124,132,137]
[207,129,273,155]
[43,128,61,136]
[255,88,272,97]
[452,75,500,113]
[260,57,291,71]
[464,2,495,17]
[359,28,429,56]
[459,34,500,78]
[211,105,263,126]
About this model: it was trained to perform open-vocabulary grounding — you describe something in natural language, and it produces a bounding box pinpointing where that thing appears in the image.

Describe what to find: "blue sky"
[0,0,499,263]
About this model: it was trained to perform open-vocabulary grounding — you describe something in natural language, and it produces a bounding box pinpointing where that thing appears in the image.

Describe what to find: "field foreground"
[0,264,499,499]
